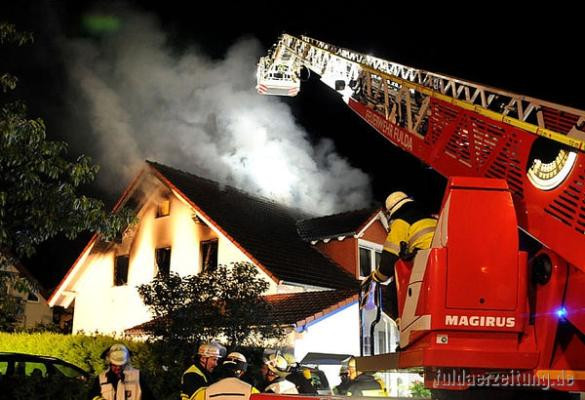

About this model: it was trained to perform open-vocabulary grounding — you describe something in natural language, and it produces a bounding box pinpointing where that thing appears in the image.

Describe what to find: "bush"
[0,332,168,399]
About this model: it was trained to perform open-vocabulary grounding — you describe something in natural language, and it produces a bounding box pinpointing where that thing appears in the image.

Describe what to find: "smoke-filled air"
[63,11,372,215]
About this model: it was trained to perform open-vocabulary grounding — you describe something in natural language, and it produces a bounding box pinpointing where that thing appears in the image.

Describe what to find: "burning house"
[49,161,391,364]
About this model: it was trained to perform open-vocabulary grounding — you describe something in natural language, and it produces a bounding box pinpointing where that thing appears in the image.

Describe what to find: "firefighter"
[366,191,437,321]
[181,343,222,400]
[261,353,298,394]
[193,352,259,400]
[345,357,387,396]
[333,365,351,395]
[89,343,156,400]
[282,353,317,394]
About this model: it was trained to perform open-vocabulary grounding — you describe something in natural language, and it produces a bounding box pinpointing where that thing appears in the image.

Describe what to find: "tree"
[137,262,284,347]
[0,23,134,331]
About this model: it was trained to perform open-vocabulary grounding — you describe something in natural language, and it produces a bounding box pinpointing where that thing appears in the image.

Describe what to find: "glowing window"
[156,198,171,218]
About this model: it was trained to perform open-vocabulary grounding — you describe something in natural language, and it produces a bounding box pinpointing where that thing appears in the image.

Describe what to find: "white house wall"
[70,191,280,334]
[292,302,360,389]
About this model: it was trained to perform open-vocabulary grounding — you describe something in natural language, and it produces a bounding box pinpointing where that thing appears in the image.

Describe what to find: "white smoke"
[63,11,372,215]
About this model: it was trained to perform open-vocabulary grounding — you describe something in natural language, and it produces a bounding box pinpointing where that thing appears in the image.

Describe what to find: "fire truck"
[255,34,585,399]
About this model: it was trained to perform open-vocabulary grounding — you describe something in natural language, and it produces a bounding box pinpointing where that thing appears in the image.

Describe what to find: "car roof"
[0,352,89,376]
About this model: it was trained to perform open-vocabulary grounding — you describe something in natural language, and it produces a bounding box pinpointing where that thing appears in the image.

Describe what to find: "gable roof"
[296,208,381,241]
[147,162,358,289]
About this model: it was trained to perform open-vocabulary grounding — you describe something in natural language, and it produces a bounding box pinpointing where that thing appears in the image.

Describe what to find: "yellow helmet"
[385,191,413,218]
[263,353,289,376]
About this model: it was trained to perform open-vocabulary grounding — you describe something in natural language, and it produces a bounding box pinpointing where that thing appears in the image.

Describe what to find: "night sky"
[4,1,583,289]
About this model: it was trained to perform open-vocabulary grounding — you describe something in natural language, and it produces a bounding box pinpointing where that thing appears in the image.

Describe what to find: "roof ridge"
[147,160,313,219]
[297,206,380,224]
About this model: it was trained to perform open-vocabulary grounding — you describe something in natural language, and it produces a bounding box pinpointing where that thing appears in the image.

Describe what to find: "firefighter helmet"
[385,191,413,218]
[107,344,130,366]
[263,353,289,376]
[198,343,221,358]
[224,352,248,373]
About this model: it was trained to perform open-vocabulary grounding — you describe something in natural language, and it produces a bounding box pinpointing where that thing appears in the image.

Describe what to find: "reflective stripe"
[373,270,389,282]
[183,364,208,383]
[193,387,206,400]
[97,368,141,400]
[205,377,258,400]
[408,225,436,248]
[383,240,400,254]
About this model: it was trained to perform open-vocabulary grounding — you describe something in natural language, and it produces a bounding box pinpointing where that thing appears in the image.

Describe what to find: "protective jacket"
[264,376,299,394]
[346,373,387,397]
[193,377,259,400]
[372,201,437,318]
[89,366,155,400]
[181,363,212,400]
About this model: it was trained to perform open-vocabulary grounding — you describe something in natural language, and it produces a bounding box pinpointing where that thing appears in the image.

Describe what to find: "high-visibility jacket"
[181,363,211,400]
[374,202,437,282]
[91,367,142,400]
[346,373,388,397]
[193,377,259,400]
[264,377,299,394]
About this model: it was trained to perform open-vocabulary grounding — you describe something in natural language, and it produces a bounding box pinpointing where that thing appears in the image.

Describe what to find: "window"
[27,291,39,302]
[359,245,382,278]
[114,255,129,286]
[200,239,218,273]
[156,198,171,218]
[155,247,171,276]
[359,247,372,277]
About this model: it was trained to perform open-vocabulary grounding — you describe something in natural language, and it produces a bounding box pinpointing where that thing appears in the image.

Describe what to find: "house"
[4,262,53,330]
[49,161,405,387]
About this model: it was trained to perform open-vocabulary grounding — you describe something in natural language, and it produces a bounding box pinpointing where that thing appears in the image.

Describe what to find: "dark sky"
[5,1,583,289]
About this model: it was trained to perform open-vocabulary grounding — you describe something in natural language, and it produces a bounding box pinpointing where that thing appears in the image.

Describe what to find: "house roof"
[125,289,358,335]
[264,289,357,327]
[296,208,381,241]
[148,161,358,290]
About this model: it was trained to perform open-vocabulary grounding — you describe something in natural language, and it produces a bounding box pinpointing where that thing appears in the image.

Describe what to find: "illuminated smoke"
[64,11,372,214]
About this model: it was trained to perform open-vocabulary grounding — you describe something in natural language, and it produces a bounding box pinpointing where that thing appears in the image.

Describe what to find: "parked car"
[0,352,89,381]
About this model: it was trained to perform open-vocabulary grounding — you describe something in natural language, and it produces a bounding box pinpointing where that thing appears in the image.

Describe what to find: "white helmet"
[226,352,246,363]
[263,353,288,376]
[224,352,248,372]
[107,344,130,366]
[198,343,221,358]
[385,191,413,218]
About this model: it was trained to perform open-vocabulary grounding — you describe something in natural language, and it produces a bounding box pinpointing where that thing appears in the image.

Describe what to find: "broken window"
[200,239,218,273]
[114,255,129,286]
[155,247,171,276]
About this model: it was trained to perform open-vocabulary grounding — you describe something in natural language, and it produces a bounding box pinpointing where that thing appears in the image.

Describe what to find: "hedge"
[0,332,265,400]
[0,332,183,399]
[0,332,153,375]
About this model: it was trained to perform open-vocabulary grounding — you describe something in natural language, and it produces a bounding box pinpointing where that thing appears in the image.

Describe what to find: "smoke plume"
[63,11,372,215]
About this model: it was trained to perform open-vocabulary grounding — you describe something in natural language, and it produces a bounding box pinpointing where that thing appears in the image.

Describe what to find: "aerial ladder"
[256,34,585,398]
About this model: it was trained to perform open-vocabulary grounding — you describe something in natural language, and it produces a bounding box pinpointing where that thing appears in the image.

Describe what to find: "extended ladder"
[258,34,585,270]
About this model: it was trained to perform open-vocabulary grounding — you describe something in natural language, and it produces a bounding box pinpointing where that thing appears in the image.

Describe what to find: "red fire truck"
[255,34,585,399]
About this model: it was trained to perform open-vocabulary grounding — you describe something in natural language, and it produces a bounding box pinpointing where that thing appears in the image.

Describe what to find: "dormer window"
[359,242,382,279]
[156,198,171,218]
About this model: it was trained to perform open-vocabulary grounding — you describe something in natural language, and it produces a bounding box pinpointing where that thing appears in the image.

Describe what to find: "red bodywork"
[390,177,585,392]
[348,98,585,392]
